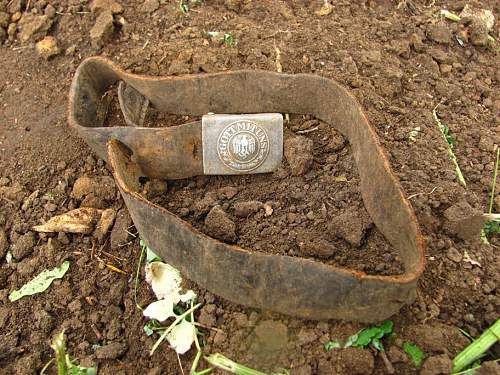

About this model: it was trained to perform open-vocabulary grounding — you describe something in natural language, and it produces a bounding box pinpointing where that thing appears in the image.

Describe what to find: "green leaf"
[324,341,341,351]
[344,332,359,348]
[146,246,161,263]
[353,327,381,347]
[403,342,425,368]
[9,261,70,302]
[372,338,384,351]
[380,320,394,334]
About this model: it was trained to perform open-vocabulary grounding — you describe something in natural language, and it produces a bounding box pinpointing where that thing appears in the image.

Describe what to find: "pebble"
[44,4,56,18]
[44,202,57,212]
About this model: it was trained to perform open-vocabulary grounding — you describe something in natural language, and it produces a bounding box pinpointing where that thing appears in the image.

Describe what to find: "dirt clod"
[11,232,35,260]
[426,23,451,44]
[443,200,483,241]
[297,238,335,259]
[71,176,116,208]
[328,209,372,247]
[284,136,314,176]
[91,0,124,15]
[204,206,236,242]
[90,11,115,49]
[0,228,8,258]
[18,14,52,43]
[35,36,60,60]
[233,201,263,217]
[95,341,128,359]
[110,208,132,249]
[420,354,452,375]
[140,0,159,13]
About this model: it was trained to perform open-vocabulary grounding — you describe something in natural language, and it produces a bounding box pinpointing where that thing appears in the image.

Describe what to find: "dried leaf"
[33,208,102,234]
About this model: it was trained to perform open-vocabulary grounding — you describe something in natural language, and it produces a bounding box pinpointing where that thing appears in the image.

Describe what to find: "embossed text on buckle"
[202,113,283,175]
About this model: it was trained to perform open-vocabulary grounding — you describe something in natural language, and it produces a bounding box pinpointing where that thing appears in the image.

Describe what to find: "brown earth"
[0,0,499,374]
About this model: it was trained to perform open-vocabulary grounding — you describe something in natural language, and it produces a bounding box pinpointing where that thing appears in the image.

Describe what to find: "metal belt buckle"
[202,113,283,175]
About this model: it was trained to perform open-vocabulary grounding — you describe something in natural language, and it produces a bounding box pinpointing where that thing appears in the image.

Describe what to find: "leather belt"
[68,57,425,322]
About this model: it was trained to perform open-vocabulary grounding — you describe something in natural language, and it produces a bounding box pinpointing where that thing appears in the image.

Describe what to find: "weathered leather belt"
[68,57,425,322]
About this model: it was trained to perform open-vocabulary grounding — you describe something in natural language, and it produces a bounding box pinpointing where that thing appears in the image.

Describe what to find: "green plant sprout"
[41,331,96,375]
[403,342,425,368]
[452,319,500,373]
[433,102,466,187]
[344,320,393,351]
[324,340,341,351]
[483,148,500,238]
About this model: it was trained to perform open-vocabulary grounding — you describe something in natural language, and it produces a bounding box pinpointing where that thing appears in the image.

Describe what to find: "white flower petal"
[143,298,175,322]
[166,320,196,354]
[145,262,182,301]
[179,290,196,303]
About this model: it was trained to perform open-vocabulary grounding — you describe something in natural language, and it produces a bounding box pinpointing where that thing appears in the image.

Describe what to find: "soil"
[0,1,499,375]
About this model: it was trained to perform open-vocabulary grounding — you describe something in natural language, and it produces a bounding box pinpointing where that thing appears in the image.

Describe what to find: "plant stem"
[452,319,500,373]
[134,241,146,310]
[488,148,499,214]
[150,303,201,355]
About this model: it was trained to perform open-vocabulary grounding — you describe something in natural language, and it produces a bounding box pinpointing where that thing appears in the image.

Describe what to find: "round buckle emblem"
[217,120,270,172]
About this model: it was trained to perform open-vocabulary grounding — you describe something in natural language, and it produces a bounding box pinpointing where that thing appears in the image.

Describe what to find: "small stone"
[90,10,114,49]
[22,190,39,211]
[233,201,263,217]
[18,14,52,42]
[140,0,159,13]
[44,4,56,19]
[204,206,236,242]
[11,232,35,260]
[95,342,128,359]
[420,354,452,375]
[446,247,462,262]
[264,203,273,217]
[65,45,76,55]
[91,0,123,15]
[427,23,451,44]
[0,177,10,186]
[284,136,314,176]
[110,208,132,249]
[94,208,116,243]
[459,5,495,30]
[36,36,60,60]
